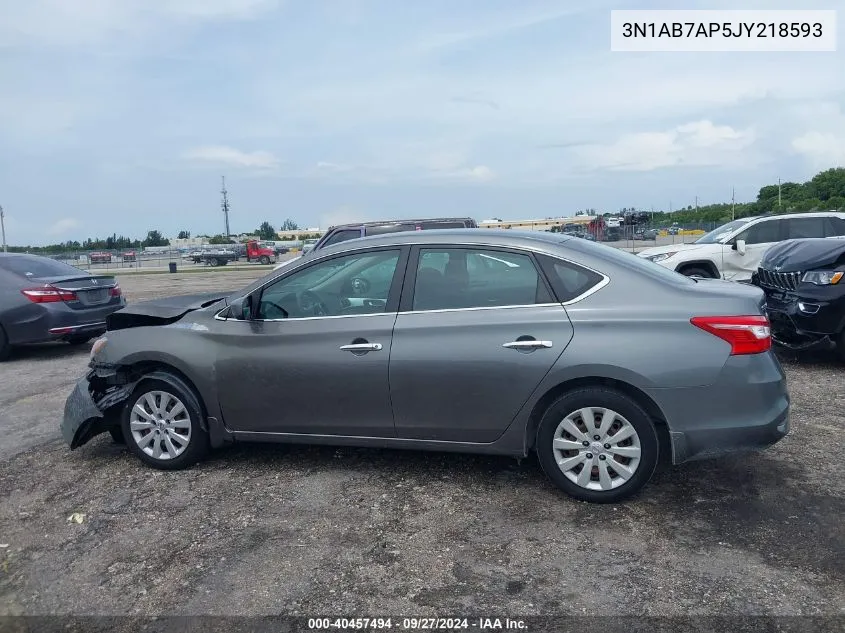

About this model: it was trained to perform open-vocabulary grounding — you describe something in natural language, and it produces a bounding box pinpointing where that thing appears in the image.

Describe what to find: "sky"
[1,0,844,245]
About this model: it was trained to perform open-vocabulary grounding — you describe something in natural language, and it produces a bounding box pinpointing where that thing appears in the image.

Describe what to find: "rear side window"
[786,217,826,239]
[320,229,362,247]
[412,247,549,311]
[0,256,85,279]
[824,216,845,237]
[536,254,606,303]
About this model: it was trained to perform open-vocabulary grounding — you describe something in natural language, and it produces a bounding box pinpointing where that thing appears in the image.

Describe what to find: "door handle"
[339,343,383,352]
[502,340,553,349]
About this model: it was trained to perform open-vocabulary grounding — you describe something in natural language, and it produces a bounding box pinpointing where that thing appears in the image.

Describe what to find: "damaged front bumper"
[61,369,138,449]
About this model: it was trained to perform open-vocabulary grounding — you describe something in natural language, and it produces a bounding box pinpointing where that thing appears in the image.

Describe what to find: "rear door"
[388,245,574,443]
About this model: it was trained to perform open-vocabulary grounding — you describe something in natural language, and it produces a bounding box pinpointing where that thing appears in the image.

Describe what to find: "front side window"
[739,220,782,245]
[256,249,400,319]
[412,248,546,311]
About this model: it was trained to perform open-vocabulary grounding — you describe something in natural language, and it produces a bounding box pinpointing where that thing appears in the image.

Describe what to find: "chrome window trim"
[216,240,611,323]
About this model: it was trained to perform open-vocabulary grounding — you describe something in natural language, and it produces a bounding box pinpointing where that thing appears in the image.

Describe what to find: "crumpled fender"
[61,367,208,450]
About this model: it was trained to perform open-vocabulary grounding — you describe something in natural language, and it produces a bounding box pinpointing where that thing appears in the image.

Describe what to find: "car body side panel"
[389,305,573,443]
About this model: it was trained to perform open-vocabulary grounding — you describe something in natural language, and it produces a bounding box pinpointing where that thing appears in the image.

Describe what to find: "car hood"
[760,238,845,272]
[106,292,228,331]
[636,243,705,257]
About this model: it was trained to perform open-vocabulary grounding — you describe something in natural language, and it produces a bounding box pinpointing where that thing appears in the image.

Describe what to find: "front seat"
[413,267,446,311]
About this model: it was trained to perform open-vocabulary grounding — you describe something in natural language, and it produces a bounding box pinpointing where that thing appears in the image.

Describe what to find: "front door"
[389,246,573,443]
[215,247,407,437]
[722,219,785,281]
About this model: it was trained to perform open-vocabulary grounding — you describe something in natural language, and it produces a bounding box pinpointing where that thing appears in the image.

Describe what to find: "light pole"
[0,205,7,252]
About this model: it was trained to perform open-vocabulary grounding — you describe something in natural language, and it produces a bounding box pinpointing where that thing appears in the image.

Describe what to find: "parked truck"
[191,240,277,267]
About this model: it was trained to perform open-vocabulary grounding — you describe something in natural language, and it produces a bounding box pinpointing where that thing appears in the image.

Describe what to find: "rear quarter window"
[536,254,606,302]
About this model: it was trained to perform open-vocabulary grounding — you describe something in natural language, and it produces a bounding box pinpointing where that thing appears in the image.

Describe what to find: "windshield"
[694,219,752,244]
[0,255,87,279]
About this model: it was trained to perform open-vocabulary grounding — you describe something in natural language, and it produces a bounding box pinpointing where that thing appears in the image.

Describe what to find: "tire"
[109,427,126,444]
[121,373,209,470]
[679,266,714,279]
[835,329,845,364]
[208,258,219,267]
[535,387,659,503]
[0,325,10,362]
[259,255,270,265]
[66,335,92,346]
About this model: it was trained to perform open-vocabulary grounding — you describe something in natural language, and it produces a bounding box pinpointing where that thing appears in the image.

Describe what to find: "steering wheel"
[298,290,328,317]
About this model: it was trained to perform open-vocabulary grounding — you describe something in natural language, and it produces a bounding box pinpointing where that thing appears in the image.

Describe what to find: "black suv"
[753,237,845,361]
[312,217,477,251]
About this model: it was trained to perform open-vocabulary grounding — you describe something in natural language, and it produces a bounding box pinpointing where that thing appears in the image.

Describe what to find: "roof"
[311,228,574,258]
[328,217,475,230]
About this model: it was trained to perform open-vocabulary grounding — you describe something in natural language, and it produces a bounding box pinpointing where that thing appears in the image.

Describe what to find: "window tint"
[786,217,826,239]
[536,255,606,302]
[256,250,400,319]
[412,248,545,311]
[740,220,782,245]
[321,229,362,247]
[0,255,86,279]
[824,216,845,237]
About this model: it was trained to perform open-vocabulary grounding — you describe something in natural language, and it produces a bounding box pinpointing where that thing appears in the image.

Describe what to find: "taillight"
[110,284,121,297]
[21,286,78,303]
[690,315,771,355]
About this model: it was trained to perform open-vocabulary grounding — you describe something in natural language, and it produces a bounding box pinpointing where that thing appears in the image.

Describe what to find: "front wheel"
[535,387,659,503]
[208,258,219,267]
[679,266,715,279]
[259,255,270,265]
[121,374,209,470]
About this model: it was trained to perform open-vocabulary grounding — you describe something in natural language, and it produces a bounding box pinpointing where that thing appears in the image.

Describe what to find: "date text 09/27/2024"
[307,618,527,630]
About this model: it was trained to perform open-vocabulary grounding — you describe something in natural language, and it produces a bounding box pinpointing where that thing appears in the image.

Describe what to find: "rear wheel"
[259,255,270,265]
[536,387,659,503]
[122,374,209,470]
[208,258,219,267]
[679,266,715,278]
[0,326,10,362]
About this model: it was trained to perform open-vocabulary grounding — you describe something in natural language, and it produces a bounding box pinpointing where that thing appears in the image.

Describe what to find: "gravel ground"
[0,269,843,618]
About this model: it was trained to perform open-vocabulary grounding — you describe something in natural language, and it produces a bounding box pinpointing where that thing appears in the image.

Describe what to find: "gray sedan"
[62,230,789,503]
[0,253,125,361]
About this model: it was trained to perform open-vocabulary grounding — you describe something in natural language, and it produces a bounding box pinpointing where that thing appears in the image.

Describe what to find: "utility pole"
[731,187,735,221]
[0,205,6,252]
[221,176,231,238]
[778,178,782,212]
[695,195,699,211]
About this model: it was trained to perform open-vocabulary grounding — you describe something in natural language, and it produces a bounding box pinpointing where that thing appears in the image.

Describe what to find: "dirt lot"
[0,269,843,618]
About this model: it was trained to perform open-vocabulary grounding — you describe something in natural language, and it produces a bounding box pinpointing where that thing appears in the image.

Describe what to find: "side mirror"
[735,239,747,256]
[229,294,254,320]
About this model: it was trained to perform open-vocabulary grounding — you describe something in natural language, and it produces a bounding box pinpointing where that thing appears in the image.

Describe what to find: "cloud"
[315,161,352,173]
[183,145,280,169]
[0,0,280,47]
[790,104,845,169]
[48,218,80,236]
[573,120,757,172]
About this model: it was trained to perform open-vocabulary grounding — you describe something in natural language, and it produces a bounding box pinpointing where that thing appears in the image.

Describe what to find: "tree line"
[7,168,845,253]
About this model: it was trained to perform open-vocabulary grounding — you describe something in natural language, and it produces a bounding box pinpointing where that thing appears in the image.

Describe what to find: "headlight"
[90,336,108,359]
[802,270,843,285]
[646,252,678,263]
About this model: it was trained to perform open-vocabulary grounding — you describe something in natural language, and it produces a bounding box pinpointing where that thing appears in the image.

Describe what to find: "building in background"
[479,217,596,231]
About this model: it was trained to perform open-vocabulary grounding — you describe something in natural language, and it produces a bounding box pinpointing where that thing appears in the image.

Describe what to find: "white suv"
[637,212,845,281]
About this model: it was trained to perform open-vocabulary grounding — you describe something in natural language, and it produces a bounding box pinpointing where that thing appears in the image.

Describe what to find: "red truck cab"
[245,240,276,265]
